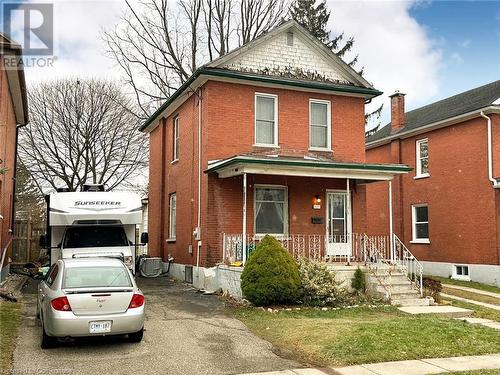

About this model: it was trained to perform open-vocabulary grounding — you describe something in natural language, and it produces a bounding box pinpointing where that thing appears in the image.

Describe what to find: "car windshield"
[63,226,128,248]
[63,266,132,288]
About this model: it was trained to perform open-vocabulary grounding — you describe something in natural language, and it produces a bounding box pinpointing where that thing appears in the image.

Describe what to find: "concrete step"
[399,305,473,318]
[375,284,417,294]
[391,297,431,306]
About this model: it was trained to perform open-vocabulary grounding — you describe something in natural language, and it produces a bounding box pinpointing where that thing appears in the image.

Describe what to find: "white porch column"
[242,173,247,264]
[389,180,394,262]
[346,178,351,265]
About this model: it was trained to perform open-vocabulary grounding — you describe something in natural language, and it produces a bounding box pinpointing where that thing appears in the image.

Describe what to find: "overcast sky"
[2,0,499,126]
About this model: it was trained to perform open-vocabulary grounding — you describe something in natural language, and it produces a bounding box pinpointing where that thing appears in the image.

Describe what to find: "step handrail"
[393,234,423,297]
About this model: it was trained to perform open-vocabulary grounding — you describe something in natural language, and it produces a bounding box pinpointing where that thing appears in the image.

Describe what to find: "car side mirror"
[140,232,149,244]
[39,234,47,248]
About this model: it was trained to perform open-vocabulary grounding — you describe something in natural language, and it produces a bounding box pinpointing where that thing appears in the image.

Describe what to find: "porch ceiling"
[205,155,411,181]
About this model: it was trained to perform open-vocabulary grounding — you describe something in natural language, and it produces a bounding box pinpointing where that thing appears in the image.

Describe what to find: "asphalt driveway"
[11,277,298,375]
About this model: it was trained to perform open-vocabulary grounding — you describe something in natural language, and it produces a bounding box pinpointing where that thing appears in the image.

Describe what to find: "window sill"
[452,275,471,281]
[171,159,179,165]
[166,238,176,243]
[414,174,430,180]
[253,144,280,149]
[410,239,430,244]
[309,147,332,152]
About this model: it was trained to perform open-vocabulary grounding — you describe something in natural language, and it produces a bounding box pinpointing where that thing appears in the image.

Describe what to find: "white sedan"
[37,258,145,348]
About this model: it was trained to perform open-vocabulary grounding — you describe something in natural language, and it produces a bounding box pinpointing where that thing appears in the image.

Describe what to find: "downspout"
[195,88,202,284]
[480,111,499,188]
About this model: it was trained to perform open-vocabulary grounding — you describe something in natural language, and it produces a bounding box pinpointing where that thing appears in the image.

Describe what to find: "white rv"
[40,185,147,273]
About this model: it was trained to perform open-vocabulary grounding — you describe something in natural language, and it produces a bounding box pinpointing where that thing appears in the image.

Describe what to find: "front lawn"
[443,286,500,306]
[427,276,500,295]
[0,301,22,373]
[230,306,500,367]
[442,298,500,322]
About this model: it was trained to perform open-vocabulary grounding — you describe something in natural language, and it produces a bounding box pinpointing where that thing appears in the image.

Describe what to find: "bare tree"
[19,79,148,192]
[102,0,288,119]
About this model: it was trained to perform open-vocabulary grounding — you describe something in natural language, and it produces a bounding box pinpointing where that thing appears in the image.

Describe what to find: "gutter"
[366,106,500,150]
[480,111,500,188]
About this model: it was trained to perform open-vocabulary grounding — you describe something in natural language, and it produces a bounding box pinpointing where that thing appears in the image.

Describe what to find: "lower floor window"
[255,186,287,235]
[412,204,429,242]
[455,265,469,278]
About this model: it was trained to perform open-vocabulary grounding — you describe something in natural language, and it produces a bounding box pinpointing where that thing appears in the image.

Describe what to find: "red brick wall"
[366,116,500,266]
[0,60,19,262]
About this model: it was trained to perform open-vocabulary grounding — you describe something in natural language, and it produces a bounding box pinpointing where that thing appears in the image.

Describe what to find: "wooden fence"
[12,217,45,265]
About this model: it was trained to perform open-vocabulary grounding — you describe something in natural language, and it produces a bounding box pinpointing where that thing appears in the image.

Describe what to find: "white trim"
[415,138,429,178]
[309,99,332,151]
[414,174,429,180]
[325,189,352,257]
[173,116,180,161]
[254,93,279,147]
[254,184,288,236]
[453,264,471,281]
[411,204,429,242]
[168,193,177,240]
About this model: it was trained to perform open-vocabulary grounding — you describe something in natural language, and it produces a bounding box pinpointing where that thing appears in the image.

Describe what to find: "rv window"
[63,226,129,248]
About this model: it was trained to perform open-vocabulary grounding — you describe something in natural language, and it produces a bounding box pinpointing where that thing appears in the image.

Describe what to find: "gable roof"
[140,19,381,133]
[366,80,500,146]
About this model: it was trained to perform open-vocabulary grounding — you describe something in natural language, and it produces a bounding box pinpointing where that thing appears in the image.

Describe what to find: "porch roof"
[205,155,411,181]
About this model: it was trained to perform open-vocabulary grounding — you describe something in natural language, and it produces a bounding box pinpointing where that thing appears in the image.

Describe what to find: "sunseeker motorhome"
[40,184,147,273]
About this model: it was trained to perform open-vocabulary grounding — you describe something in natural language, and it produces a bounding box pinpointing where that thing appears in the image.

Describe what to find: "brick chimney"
[390,91,406,132]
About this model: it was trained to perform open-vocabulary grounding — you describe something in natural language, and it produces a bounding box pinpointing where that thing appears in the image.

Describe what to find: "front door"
[326,191,351,257]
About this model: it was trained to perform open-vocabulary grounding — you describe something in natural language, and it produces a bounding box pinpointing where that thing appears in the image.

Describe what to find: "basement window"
[453,265,470,281]
[286,32,294,46]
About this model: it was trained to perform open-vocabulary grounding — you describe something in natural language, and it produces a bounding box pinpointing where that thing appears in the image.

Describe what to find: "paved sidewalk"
[239,354,500,375]
[442,283,500,299]
[455,317,500,330]
[442,292,500,311]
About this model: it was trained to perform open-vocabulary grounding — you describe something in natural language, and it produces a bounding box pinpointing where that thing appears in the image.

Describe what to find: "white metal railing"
[221,233,391,265]
[393,234,424,297]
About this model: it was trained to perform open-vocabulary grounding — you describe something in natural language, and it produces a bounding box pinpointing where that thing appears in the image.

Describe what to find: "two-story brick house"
[0,33,29,281]
[366,81,500,286]
[141,20,410,289]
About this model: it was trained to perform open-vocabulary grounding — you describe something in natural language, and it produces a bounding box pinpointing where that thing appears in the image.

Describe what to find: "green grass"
[230,306,500,367]
[0,301,22,374]
[442,298,500,322]
[439,370,500,375]
[443,287,500,306]
[427,276,500,294]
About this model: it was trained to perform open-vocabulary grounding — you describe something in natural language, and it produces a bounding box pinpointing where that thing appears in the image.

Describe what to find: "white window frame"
[453,265,470,281]
[254,184,288,237]
[254,93,279,147]
[173,117,180,162]
[168,193,177,240]
[411,204,430,244]
[415,138,429,179]
[309,99,331,151]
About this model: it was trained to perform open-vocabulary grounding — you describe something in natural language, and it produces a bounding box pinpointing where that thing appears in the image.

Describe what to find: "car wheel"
[40,318,57,349]
[128,328,144,343]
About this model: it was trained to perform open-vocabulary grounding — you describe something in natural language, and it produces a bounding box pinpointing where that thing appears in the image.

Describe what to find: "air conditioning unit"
[139,257,162,278]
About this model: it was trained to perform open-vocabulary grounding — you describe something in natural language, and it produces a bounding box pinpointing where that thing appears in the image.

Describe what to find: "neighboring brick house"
[0,34,29,280]
[366,81,500,286]
[141,20,410,288]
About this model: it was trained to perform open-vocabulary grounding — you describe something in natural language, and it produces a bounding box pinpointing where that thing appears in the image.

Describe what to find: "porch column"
[242,173,247,264]
[389,180,394,262]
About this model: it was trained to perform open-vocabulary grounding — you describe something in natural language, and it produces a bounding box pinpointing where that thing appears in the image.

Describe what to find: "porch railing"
[393,234,424,297]
[221,233,390,265]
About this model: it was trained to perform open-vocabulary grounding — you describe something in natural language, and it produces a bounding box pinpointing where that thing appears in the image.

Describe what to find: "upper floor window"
[411,204,429,243]
[168,193,177,240]
[309,99,331,150]
[173,117,180,161]
[415,138,429,178]
[255,93,278,146]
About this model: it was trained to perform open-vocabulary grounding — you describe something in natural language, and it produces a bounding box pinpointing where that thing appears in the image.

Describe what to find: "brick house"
[141,20,411,289]
[366,81,500,286]
[0,34,29,281]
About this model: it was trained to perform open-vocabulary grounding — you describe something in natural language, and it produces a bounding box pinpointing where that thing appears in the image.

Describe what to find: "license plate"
[89,320,112,333]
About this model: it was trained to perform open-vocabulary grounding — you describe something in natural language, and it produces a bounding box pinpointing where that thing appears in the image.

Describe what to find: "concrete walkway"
[442,283,500,299]
[454,317,500,330]
[239,354,500,375]
[441,292,500,311]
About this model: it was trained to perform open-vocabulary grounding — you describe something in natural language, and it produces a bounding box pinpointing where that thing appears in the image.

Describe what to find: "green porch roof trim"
[140,67,383,132]
[205,156,412,174]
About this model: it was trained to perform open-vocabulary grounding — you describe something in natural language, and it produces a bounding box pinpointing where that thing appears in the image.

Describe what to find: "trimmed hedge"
[240,235,302,306]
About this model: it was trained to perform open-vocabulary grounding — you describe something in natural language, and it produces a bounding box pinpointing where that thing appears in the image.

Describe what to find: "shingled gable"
[366,80,500,147]
[140,19,380,133]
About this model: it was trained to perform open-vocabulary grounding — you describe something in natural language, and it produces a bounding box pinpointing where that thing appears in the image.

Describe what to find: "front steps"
[368,266,431,307]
